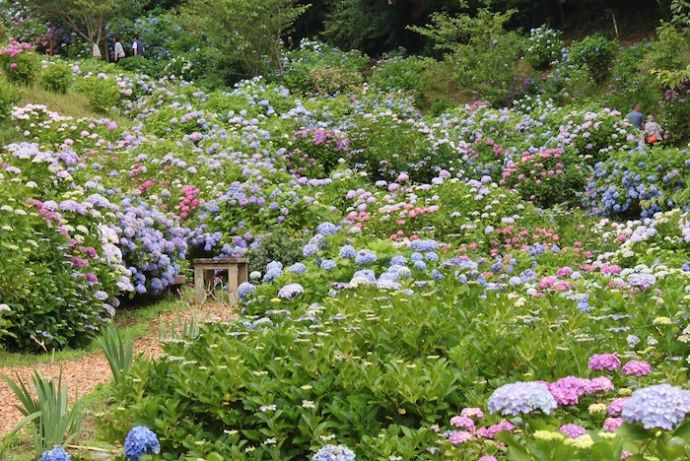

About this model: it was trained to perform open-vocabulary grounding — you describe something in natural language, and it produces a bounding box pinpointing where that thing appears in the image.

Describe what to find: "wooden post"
[228,264,239,299]
[194,265,205,304]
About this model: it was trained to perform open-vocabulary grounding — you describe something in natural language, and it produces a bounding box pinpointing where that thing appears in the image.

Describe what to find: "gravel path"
[0,303,236,435]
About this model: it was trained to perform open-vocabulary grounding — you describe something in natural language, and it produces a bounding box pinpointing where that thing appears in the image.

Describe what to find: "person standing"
[113,37,126,62]
[626,103,644,129]
[644,114,664,145]
[132,35,140,56]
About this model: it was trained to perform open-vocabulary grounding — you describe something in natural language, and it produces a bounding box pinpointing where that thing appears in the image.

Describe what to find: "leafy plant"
[568,34,618,81]
[98,324,133,385]
[40,61,74,93]
[526,25,564,70]
[2,370,83,455]
[76,75,120,112]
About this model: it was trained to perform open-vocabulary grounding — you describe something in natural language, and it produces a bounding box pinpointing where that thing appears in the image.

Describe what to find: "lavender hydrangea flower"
[278,283,304,299]
[316,222,340,236]
[303,243,319,257]
[288,263,307,274]
[628,273,656,289]
[40,446,70,461]
[355,250,377,265]
[622,384,690,430]
[237,282,256,299]
[312,444,356,461]
[321,259,337,271]
[410,239,438,252]
[488,382,557,416]
[339,245,357,259]
[124,426,160,461]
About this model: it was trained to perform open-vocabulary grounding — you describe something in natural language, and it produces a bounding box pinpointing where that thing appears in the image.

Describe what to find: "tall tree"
[20,0,139,58]
[179,0,309,76]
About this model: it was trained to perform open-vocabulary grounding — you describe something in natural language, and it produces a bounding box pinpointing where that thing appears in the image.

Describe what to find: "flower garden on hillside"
[1,27,690,461]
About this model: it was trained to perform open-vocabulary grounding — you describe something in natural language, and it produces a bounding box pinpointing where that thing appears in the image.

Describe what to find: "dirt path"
[0,304,236,436]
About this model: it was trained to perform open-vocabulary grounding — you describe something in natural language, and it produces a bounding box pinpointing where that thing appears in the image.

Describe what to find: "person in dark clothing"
[627,103,644,129]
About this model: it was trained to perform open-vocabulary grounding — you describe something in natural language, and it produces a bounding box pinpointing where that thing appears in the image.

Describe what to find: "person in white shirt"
[132,36,139,56]
[114,38,125,61]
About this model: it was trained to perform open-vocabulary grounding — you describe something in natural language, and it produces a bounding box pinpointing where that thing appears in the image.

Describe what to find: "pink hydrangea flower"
[588,353,621,371]
[560,423,587,439]
[621,360,652,377]
[603,417,623,432]
[449,416,475,431]
[448,430,473,445]
[607,397,629,416]
[461,407,484,419]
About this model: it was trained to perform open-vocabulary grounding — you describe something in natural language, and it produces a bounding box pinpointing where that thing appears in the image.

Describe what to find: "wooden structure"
[193,258,248,303]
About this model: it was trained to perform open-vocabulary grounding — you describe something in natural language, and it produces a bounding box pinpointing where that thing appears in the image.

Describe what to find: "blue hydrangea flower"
[413,260,427,271]
[410,252,424,261]
[355,250,377,265]
[303,244,319,257]
[425,252,439,262]
[391,255,407,265]
[237,282,256,299]
[339,245,357,259]
[263,267,283,282]
[316,222,340,236]
[288,263,307,274]
[410,239,438,252]
[124,426,160,461]
[488,382,557,416]
[312,444,356,461]
[432,269,443,280]
[321,259,337,271]
[622,384,690,430]
[40,446,70,461]
[266,261,283,272]
[278,283,304,299]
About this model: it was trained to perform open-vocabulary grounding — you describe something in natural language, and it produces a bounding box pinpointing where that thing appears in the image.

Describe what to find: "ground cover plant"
[0,6,689,461]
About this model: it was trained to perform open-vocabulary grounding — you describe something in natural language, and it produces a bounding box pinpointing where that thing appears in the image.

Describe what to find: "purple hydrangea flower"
[339,245,357,259]
[622,384,690,430]
[488,382,557,416]
[237,282,256,299]
[124,426,160,461]
[316,222,340,236]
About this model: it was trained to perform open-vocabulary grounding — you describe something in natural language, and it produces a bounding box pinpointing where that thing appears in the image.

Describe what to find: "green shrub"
[76,76,120,113]
[526,25,564,70]
[641,23,690,73]
[275,39,369,94]
[568,34,618,81]
[369,56,434,105]
[0,51,40,86]
[411,9,529,105]
[540,61,597,104]
[605,43,660,113]
[117,55,165,77]
[247,230,309,274]
[0,80,20,122]
[40,61,74,94]
[660,80,690,145]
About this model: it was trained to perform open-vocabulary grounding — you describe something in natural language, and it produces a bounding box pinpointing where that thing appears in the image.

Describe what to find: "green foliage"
[275,40,368,94]
[605,43,660,113]
[116,55,165,76]
[526,25,564,70]
[0,183,108,351]
[540,60,596,104]
[39,61,74,94]
[0,51,40,86]
[568,34,618,82]
[642,23,690,73]
[0,79,20,122]
[76,76,121,112]
[369,56,435,105]
[2,370,83,455]
[247,230,309,274]
[410,7,528,104]
[98,324,133,386]
[179,0,309,76]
